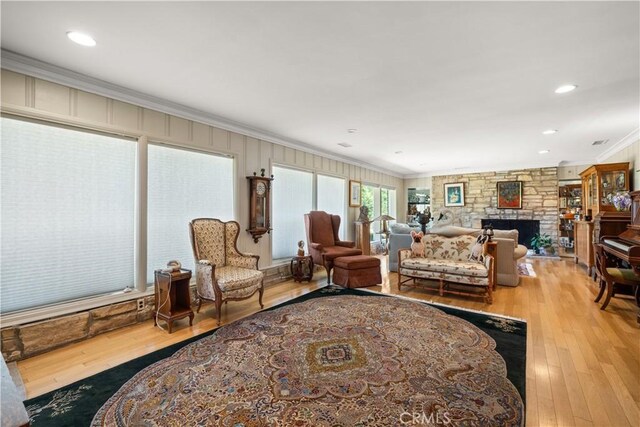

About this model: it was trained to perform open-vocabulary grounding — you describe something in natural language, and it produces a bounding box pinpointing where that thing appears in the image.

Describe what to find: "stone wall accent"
[0,263,296,362]
[432,167,559,249]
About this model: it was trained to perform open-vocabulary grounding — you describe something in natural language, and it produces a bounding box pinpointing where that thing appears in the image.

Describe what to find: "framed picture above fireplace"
[497,181,523,209]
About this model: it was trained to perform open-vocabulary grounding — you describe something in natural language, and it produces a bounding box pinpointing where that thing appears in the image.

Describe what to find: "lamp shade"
[372,215,395,222]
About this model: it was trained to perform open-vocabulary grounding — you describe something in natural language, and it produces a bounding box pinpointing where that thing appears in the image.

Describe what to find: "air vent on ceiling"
[592,139,609,146]
[337,142,352,148]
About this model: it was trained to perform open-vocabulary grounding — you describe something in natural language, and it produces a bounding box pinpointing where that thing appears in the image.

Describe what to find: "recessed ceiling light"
[394,151,403,154]
[555,84,577,94]
[538,150,550,154]
[542,129,558,135]
[337,142,352,148]
[347,129,357,133]
[67,31,96,47]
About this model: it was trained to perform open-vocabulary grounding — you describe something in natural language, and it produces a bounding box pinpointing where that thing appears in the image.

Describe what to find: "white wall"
[0,69,403,267]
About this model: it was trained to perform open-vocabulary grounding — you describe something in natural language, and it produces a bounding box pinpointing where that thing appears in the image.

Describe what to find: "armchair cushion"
[321,246,363,262]
[401,258,489,277]
[335,240,356,248]
[216,266,263,293]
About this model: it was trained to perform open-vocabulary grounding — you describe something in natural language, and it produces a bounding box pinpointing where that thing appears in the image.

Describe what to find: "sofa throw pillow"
[469,234,488,263]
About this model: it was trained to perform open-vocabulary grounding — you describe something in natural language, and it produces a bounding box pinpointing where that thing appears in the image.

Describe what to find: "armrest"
[310,242,324,251]
[398,248,412,264]
[195,261,220,300]
[513,245,528,261]
[228,254,259,270]
[484,254,495,288]
[335,240,356,248]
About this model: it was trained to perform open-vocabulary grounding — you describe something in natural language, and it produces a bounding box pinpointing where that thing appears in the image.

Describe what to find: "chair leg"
[601,279,614,310]
[486,284,493,304]
[259,281,264,309]
[325,265,333,284]
[215,298,223,325]
[594,279,606,302]
[196,298,203,313]
[397,272,402,291]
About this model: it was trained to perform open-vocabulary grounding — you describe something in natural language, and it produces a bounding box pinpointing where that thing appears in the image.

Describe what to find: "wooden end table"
[291,255,314,283]
[154,269,194,333]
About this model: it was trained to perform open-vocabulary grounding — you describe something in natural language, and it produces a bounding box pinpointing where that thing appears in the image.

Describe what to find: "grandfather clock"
[247,170,274,243]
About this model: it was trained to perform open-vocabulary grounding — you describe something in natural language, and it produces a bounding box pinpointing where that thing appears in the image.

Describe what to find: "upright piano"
[600,190,640,324]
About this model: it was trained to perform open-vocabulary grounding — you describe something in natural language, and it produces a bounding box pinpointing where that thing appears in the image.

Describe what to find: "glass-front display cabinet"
[579,162,630,216]
[407,188,430,224]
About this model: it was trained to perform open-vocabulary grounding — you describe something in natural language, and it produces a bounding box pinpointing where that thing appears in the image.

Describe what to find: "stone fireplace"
[431,167,558,250]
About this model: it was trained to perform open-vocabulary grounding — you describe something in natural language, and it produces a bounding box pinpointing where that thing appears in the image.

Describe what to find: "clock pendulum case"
[246,170,274,243]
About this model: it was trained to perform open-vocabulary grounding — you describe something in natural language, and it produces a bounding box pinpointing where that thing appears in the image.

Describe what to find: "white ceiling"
[1,2,639,177]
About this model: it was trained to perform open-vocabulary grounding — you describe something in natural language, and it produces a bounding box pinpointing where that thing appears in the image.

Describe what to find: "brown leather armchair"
[304,211,362,283]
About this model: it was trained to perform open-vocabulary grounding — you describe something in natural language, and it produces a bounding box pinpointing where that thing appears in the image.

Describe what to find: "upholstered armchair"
[189,218,264,325]
[304,211,362,283]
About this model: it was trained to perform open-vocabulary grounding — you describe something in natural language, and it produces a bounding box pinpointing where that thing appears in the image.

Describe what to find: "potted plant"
[531,233,554,255]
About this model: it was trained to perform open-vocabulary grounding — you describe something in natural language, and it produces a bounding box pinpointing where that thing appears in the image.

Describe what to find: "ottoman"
[332,255,382,288]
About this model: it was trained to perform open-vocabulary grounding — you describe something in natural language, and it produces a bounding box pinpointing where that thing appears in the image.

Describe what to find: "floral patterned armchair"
[189,218,264,325]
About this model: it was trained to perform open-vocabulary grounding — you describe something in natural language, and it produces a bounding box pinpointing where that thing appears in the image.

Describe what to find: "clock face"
[256,181,266,196]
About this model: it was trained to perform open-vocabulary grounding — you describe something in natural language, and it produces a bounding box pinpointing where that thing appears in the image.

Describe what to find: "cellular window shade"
[147,144,234,283]
[272,166,313,259]
[317,175,346,239]
[1,118,136,313]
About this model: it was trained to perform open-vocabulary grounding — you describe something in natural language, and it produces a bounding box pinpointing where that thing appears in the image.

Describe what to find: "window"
[362,185,396,241]
[316,174,346,239]
[272,166,313,259]
[147,144,234,283]
[1,117,136,313]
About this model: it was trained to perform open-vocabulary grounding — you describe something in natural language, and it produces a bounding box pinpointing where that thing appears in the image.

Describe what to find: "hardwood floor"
[17,258,640,426]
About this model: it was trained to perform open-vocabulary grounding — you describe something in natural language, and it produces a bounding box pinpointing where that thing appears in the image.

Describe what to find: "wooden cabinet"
[558,183,582,257]
[574,220,594,275]
[154,269,194,333]
[407,188,430,223]
[580,162,630,216]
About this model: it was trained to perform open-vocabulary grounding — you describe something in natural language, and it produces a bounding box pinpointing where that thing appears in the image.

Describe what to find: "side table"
[154,269,194,333]
[291,255,314,283]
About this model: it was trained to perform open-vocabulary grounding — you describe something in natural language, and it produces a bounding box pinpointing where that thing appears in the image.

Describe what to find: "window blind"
[146,144,234,283]
[317,174,346,239]
[0,117,136,313]
[272,166,313,259]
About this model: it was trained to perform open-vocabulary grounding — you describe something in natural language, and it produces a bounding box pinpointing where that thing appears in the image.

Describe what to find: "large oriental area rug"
[26,287,526,426]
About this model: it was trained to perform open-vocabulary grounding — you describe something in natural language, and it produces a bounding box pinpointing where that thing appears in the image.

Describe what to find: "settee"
[398,234,496,303]
[389,224,528,286]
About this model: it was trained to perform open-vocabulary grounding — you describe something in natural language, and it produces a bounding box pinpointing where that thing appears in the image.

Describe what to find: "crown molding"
[1,49,404,179]
[403,160,564,179]
[596,128,640,164]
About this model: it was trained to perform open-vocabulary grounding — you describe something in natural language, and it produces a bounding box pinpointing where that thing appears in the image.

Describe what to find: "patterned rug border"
[352,286,528,323]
